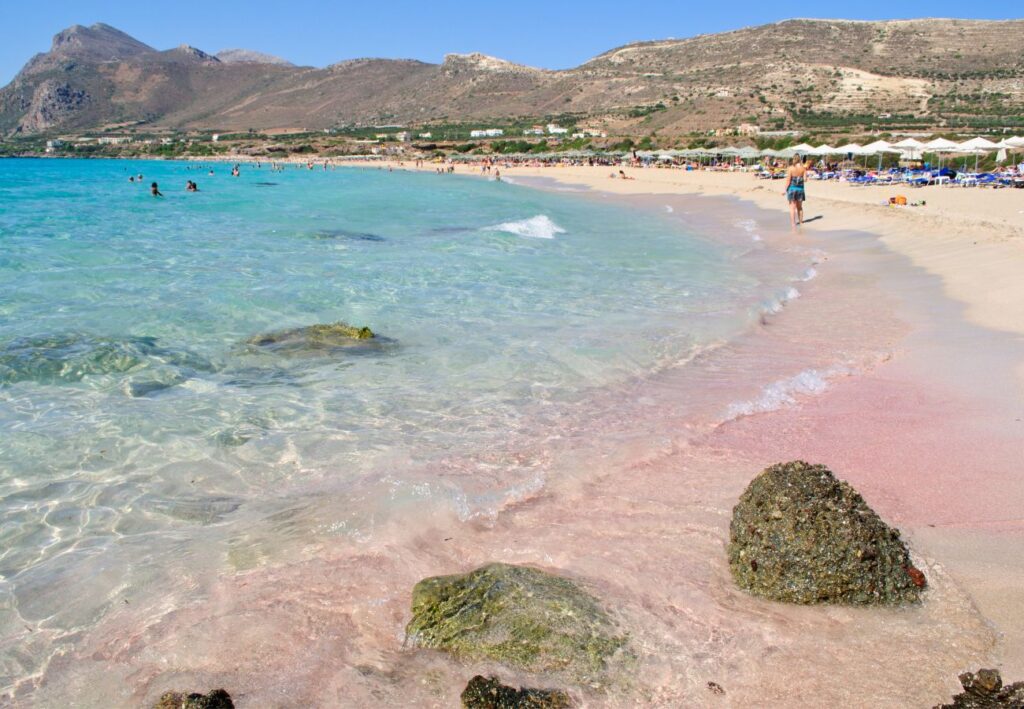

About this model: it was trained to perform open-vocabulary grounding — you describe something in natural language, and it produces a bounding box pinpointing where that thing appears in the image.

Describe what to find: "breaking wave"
[725,366,849,420]
[487,215,566,239]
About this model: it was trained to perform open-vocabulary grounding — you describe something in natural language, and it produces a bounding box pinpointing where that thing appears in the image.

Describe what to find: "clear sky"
[2,0,1021,85]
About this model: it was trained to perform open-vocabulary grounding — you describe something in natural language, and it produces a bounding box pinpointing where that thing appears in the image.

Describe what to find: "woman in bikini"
[783,156,808,231]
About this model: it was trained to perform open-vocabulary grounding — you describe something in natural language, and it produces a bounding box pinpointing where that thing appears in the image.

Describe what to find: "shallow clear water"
[0,159,811,694]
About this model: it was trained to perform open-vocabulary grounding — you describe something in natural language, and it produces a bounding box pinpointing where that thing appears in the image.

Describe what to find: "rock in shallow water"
[245,321,390,355]
[935,669,1024,708]
[406,563,626,682]
[153,688,234,709]
[461,675,572,708]
[0,334,213,387]
[728,461,924,605]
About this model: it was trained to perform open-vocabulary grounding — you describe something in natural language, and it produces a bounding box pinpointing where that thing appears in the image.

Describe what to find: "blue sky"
[2,0,1021,85]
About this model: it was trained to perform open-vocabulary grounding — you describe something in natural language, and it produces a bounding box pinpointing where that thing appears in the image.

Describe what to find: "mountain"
[216,49,294,66]
[2,19,1023,137]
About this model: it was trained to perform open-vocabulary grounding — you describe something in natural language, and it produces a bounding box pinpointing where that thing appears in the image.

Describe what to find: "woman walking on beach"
[783,156,808,231]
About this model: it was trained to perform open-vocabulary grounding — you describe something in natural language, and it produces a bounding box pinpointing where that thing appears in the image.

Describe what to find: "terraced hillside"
[2,19,1023,137]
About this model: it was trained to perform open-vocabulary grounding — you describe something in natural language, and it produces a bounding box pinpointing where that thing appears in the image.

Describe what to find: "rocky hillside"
[2,19,1023,137]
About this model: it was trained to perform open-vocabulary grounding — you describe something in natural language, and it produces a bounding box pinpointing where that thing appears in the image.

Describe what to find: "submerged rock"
[245,321,390,355]
[728,461,924,605]
[936,669,1024,708]
[312,228,386,242]
[406,563,625,682]
[153,688,234,709]
[461,675,572,708]
[0,334,213,389]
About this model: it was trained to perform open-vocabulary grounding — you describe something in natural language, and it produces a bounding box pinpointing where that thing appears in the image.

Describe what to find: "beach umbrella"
[924,138,959,151]
[835,144,863,166]
[956,137,1000,152]
[791,143,815,154]
[892,138,926,150]
[955,137,1000,171]
[922,138,959,173]
[759,148,779,157]
[891,138,926,161]
[862,140,893,153]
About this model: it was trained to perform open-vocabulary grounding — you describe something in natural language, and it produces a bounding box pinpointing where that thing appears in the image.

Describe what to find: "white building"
[394,131,410,142]
[546,124,568,135]
[45,140,64,152]
[523,127,545,136]
[97,136,132,145]
[470,128,504,138]
[418,132,433,139]
[211,134,220,142]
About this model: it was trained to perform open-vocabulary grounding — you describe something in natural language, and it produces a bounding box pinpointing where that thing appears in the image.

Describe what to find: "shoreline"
[343,159,1024,340]
[6,157,1022,706]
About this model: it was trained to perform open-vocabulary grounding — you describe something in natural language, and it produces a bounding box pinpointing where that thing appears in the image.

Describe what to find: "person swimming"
[129,176,135,183]
[151,182,163,197]
[186,180,199,192]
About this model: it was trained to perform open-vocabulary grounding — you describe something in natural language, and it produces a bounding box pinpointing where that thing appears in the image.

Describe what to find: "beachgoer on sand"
[783,156,808,231]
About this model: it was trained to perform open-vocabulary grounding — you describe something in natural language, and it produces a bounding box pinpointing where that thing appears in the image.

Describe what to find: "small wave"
[735,219,758,233]
[761,287,801,315]
[487,215,566,239]
[725,366,848,420]
[795,267,818,282]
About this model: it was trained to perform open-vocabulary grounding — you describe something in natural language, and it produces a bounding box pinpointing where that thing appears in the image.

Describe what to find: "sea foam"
[725,366,848,419]
[488,215,566,239]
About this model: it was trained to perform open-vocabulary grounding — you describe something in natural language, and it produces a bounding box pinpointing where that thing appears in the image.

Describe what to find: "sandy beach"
[340,158,1024,694]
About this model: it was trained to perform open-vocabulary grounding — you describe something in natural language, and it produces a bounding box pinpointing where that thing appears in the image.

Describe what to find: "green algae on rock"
[728,461,925,605]
[935,669,1024,709]
[153,688,234,709]
[461,675,573,708]
[245,321,387,355]
[406,563,626,682]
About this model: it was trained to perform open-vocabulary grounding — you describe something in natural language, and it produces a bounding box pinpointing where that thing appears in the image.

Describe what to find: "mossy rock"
[153,689,234,709]
[406,563,625,682]
[935,669,1024,708]
[728,461,925,605]
[245,321,389,355]
[461,675,573,708]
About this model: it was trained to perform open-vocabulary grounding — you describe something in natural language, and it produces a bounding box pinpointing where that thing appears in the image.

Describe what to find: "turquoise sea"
[0,158,803,695]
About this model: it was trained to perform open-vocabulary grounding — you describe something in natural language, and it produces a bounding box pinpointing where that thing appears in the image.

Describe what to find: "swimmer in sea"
[129,176,135,183]
[186,180,199,192]
[151,182,163,197]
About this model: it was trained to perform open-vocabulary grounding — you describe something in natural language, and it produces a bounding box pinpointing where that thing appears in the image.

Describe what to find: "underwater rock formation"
[728,461,924,605]
[461,675,572,708]
[152,688,234,709]
[406,563,625,682]
[312,228,386,242]
[936,669,1024,708]
[0,333,212,392]
[245,321,389,355]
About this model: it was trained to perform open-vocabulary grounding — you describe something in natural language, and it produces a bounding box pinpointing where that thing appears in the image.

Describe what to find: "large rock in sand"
[461,675,572,708]
[728,461,925,605]
[153,689,234,709]
[405,563,625,682]
[935,669,1024,708]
